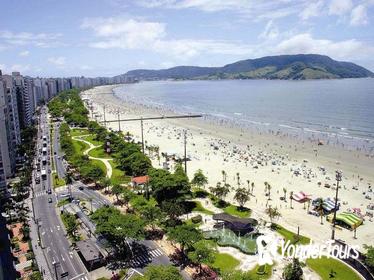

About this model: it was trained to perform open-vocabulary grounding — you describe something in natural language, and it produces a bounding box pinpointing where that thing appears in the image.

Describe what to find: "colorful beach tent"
[328,212,363,230]
[292,191,311,203]
[322,198,336,212]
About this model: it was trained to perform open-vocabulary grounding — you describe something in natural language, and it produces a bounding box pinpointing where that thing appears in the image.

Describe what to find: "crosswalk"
[128,248,164,268]
[34,191,46,197]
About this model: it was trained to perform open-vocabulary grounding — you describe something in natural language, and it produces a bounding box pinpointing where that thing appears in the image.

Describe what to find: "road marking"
[50,228,53,233]
[61,254,65,262]
[69,272,86,280]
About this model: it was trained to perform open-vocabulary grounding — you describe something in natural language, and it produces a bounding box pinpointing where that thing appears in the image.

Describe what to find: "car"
[78,186,84,190]
[54,151,57,155]
[47,189,52,194]
[48,197,52,203]
[48,169,51,173]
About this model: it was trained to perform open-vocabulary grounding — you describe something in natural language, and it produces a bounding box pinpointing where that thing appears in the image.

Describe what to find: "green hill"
[123,54,373,80]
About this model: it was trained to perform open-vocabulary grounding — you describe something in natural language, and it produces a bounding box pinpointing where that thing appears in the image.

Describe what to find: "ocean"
[114,79,374,152]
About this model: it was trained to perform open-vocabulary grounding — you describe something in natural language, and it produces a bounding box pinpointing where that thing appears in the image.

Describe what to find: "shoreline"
[81,85,374,249]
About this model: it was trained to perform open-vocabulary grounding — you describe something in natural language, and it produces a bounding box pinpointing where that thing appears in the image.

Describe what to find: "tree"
[133,265,182,280]
[314,198,325,224]
[283,187,287,201]
[234,188,250,208]
[364,245,374,273]
[265,206,281,224]
[118,152,151,176]
[221,170,227,184]
[188,240,216,274]
[111,184,123,203]
[289,191,294,209]
[168,224,202,254]
[121,188,134,211]
[61,213,78,239]
[149,168,190,203]
[100,178,111,193]
[161,200,185,223]
[191,169,208,189]
[140,204,164,231]
[282,258,303,280]
[210,182,229,203]
[91,206,145,255]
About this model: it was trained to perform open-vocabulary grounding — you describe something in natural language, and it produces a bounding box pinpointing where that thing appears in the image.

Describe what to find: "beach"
[81,84,374,249]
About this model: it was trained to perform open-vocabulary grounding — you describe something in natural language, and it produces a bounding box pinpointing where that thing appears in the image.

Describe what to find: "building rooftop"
[131,175,149,185]
[76,239,102,262]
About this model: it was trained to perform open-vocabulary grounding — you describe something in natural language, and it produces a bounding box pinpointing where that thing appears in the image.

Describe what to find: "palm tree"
[265,206,281,224]
[289,191,294,209]
[234,188,250,208]
[283,187,287,201]
[314,198,325,224]
[267,184,272,200]
[221,170,227,184]
[236,172,241,189]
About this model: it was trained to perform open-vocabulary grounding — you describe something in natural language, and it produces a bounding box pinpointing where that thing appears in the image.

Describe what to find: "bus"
[41,169,47,180]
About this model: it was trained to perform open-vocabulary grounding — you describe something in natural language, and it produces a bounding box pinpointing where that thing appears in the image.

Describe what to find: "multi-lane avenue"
[32,106,88,280]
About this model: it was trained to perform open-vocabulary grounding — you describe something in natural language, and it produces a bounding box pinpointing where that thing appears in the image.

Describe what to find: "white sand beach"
[81,85,374,250]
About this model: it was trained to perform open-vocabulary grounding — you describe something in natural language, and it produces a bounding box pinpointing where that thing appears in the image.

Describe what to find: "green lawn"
[109,161,131,185]
[192,201,214,215]
[72,140,89,155]
[70,128,89,137]
[88,146,111,159]
[245,264,273,279]
[57,198,70,207]
[52,173,66,188]
[274,224,310,245]
[212,252,240,272]
[307,256,361,280]
[223,205,251,218]
[91,159,107,175]
[80,134,103,146]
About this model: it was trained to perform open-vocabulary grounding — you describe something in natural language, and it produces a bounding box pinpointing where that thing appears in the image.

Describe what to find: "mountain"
[124,54,373,80]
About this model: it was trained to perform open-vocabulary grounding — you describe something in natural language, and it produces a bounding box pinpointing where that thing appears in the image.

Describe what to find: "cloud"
[10,64,31,73]
[350,4,369,25]
[274,33,374,60]
[259,20,279,40]
[136,0,307,21]
[19,50,30,57]
[328,0,353,15]
[0,30,62,47]
[81,17,166,49]
[48,56,66,66]
[82,17,254,58]
[300,0,324,20]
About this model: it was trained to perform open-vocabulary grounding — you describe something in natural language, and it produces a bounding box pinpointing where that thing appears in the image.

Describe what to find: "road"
[32,106,88,280]
[51,112,190,279]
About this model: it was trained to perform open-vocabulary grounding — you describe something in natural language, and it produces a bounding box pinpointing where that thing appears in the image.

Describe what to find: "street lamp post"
[331,170,342,240]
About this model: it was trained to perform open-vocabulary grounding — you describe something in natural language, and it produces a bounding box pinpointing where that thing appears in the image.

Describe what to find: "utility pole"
[117,110,121,132]
[331,170,342,240]
[184,130,187,174]
[103,105,106,128]
[141,117,144,154]
[53,261,60,280]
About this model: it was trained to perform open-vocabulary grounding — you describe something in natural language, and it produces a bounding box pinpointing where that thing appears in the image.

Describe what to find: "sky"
[0,0,373,77]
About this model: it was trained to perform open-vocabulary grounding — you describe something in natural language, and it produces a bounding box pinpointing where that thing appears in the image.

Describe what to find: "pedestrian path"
[72,136,113,178]
[128,248,163,268]
[34,191,47,197]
